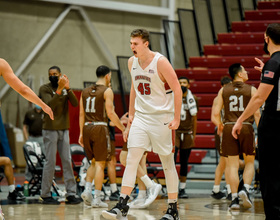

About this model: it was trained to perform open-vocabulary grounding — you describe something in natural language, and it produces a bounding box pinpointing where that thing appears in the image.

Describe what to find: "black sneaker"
[226,193,232,201]
[65,195,81,204]
[229,197,240,210]
[39,196,60,205]
[7,190,25,200]
[160,202,180,220]
[102,196,130,219]
[178,189,189,199]
[211,191,226,200]
[109,190,120,201]
[238,187,252,209]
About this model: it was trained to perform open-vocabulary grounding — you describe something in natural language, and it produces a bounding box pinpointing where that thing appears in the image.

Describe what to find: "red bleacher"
[245,9,280,21]
[204,44,264,56]
[231,20,277,32]
[258,1,280,10]
[189,56,269,68]
[217,32,263,44]
[176,68,261,81]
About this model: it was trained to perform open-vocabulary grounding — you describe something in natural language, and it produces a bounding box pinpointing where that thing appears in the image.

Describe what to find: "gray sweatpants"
[41,130,76,198]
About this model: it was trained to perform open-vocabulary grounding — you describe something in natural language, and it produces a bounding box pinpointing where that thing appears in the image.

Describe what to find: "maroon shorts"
[83,124,111,161]
[221,123,256,156]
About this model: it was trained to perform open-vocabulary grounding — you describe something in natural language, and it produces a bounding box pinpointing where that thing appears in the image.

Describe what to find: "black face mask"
[181,86,187,94]
[263,39,269,55]
[49,76,59,87]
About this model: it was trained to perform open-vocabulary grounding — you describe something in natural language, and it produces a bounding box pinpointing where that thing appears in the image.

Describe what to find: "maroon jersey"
[82,84,108,123]
[222,81,254,124]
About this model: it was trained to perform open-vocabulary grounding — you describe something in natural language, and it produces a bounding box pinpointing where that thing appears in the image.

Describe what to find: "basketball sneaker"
[128,197,146,209]
[229,197,240,210]
[109,190,120,201]
[160,202,180,220]
[178,189,189,199]
[7,189,25,200]
[81,189,93,206]
[211,191,226,200]
[239,186,252,209]
[91,195,108,208]
[102,195,130,220]
[143,182,162,206]
[226,193,232,201]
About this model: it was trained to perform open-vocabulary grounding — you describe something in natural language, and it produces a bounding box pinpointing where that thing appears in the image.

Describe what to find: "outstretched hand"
[42,105,54,120]
[254,57,264,72]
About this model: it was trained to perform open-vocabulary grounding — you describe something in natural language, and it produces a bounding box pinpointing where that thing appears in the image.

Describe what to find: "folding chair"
[70,144,89,196]
[146,158,165,193]
[23,143,61,196]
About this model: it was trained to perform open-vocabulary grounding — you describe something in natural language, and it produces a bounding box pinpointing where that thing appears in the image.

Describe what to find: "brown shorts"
[110,140,116,156]
[221,123,256,156]
[175,131,194,149]
[83,124,111,161]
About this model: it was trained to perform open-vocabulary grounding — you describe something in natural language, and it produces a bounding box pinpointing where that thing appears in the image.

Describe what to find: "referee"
[232,23,280,220]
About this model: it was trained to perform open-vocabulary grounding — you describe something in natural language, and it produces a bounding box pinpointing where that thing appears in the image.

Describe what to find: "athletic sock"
[140,175,154,189]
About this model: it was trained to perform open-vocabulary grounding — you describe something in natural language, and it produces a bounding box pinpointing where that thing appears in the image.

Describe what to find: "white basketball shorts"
[127,111,174,155]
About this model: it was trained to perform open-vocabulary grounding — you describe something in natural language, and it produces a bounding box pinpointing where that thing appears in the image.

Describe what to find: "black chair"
[23,143,61,196]
[146,158,165,193]
[70,144,89,196]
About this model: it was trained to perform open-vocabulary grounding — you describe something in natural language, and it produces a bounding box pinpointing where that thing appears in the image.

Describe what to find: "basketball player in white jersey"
[102,29,182,220]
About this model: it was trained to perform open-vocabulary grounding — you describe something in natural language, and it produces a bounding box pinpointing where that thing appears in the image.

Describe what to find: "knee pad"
[121,148,145,188]
[159,153,178,193]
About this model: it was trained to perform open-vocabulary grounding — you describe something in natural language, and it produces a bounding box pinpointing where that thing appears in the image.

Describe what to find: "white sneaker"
[91,196,108,208]
[81,189,93,206]
[143,182,162,207]
[128,197,146,209]
[0,206,5,220]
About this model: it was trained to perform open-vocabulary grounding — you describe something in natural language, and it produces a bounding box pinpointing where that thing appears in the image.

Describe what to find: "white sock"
[85,182,92,191]
[95,190,101,198]
[179,182,186,190]
[168,199,177,204]
[138,190,146,199]
[244,184,250,192]
[232,193,238,200]
[110,183,118,193]
[213,185,220,193]
[120,193,128,199]
[140,175,154,189]
[226,184,231,194]
[9,184,15,193]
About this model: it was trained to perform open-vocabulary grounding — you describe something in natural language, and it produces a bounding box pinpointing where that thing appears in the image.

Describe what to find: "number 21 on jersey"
[229,95,244,111]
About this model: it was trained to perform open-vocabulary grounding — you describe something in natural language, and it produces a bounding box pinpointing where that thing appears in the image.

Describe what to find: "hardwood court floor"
[0,196,265,220]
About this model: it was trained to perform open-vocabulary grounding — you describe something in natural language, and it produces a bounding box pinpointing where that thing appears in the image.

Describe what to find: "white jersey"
[131,52,174,114]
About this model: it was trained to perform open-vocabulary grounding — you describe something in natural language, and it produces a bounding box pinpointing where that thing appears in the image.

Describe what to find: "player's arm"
[0,59,53,120]
[212,88,224,135]
[104,88,125,132]
[251,86,261,127]
[78,95,85,147]
[157,57,182,130]
[127,56,135,126]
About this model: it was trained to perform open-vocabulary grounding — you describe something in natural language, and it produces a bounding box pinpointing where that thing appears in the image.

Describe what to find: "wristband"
[56,91,61,95]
